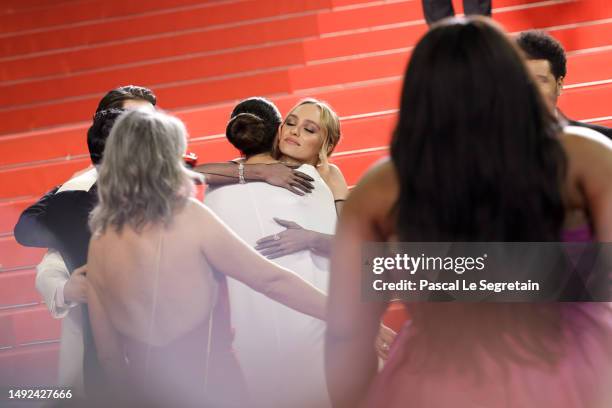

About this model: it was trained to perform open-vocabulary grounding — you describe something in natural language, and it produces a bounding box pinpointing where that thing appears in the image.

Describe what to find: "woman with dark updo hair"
[326,17,612,408]
[197,96,348,205]
[225,96,282,157]
[200,96,344,407]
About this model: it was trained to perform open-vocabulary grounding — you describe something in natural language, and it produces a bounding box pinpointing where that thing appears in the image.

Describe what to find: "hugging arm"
[194,162,242,186]
[255,163,350,259]
[196,200,326,320]
[195,162,315,195]
[14,186,60,248]
[256,218,334,258]
[15,188,93,261]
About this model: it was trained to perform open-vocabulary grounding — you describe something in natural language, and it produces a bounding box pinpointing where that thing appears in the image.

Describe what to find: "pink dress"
[365,227,612,408]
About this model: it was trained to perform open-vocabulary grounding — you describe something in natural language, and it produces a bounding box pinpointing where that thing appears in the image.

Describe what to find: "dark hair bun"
[226,113,269,156]
[226,97,282,157]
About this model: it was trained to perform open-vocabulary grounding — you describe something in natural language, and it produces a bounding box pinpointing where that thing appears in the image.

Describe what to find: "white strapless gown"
[204,164,335,408]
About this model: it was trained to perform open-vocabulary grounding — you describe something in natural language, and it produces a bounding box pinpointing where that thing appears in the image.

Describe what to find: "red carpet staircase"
[0,0,610,386]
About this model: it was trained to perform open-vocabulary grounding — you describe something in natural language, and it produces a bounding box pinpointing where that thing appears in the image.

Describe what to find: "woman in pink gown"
[325,17,612,408]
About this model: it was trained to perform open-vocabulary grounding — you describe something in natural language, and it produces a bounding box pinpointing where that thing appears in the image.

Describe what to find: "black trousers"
[422,0,492,25]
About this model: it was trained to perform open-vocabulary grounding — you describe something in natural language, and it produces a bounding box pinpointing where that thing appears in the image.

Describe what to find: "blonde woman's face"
[279,104,324,165]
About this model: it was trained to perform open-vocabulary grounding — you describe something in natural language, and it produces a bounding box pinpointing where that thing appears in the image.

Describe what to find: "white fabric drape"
[204,164,335,408]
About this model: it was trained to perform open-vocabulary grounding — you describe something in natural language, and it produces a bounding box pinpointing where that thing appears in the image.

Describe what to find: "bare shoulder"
[184,198,215,227]
[345,159,398,217]
[359,158,398,187]
[560,126,612,155]
[560,126,612,179]
[186,197,211,214]
[560,127,612,211]
[185,197,227,234]
[322,163,349,200]
[355,159,398,196]
[327,163,344,177]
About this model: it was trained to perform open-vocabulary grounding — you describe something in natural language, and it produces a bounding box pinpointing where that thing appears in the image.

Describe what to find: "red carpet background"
[0,0,610,386]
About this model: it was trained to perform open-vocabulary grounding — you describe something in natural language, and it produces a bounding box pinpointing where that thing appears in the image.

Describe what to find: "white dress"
[204,164,335,408]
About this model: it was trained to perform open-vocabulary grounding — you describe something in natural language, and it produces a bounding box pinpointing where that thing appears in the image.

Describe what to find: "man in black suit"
[14,109,126,269]
[13,86,156,400]
[422,0,491,26]
[15,85,157,277]
[14,108,129,400]
[516,30,612,139]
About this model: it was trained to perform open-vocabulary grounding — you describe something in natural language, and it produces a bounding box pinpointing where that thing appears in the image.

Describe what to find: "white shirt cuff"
[56,281,78,310]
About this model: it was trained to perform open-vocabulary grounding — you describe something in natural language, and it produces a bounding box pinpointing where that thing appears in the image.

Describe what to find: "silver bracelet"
[238,162,246,184]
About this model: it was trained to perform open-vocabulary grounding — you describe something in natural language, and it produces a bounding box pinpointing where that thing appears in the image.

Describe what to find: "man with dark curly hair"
[517,30,611,139]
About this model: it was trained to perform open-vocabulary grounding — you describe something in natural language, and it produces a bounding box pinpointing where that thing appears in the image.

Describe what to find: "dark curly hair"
[87,108,125,165]
[516,30,567,80]
[96,85,157,112]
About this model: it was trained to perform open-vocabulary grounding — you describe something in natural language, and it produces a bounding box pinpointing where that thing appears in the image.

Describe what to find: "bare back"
[88,201,218,347]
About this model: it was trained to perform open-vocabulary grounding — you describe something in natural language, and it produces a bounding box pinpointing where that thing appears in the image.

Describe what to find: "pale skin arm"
[319,161,350,215]
[313,163,349,253]
[255,218,334,258]
[325,162,393,408]
[194,199,327,320]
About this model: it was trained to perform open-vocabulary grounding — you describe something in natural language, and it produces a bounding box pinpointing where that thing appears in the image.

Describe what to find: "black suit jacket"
[14,185,98,273]
[13,183,103,396]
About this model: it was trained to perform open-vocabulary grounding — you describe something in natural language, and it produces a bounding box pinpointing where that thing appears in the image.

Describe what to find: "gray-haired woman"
[85,109,326,407]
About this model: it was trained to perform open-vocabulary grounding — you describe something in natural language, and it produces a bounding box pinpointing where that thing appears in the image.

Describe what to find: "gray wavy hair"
[89,109,202,234]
